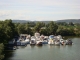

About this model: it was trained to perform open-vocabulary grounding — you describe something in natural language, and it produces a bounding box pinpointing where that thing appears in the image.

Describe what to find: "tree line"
[14,20,80,36]
[0,19,80,60]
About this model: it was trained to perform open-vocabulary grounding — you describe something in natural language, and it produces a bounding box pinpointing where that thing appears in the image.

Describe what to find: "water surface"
[4,37,80,60]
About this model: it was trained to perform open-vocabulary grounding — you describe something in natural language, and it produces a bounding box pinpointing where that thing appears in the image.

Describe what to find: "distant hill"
[12,19,80,24]
[12,20,29,23]
[56,19,80,23]
[12,20,50,24]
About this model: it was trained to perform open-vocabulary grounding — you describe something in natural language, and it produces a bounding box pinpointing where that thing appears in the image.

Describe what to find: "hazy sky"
[0,0,80,21]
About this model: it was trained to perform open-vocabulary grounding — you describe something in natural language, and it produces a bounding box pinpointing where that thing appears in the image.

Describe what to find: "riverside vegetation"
[0,19,80,60]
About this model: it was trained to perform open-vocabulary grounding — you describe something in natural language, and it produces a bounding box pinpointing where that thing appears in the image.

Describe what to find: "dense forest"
[0,19,80,60]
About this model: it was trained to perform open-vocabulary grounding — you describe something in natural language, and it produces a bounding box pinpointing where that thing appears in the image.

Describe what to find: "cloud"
[0,0,80,20]
[1,0,79,7]
[0,9,79,21]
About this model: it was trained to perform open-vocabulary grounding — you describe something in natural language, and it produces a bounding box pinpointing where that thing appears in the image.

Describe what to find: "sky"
[0,0,80,21]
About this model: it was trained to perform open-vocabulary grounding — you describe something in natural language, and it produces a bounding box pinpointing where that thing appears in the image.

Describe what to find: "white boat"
[20,40,27,46]
[48,35,55,45]
[55,40,60,45]
[60,39,65,45]
[25,38,30,44]
[30,37,36,45]
[40,35,48,44]
[34,32,40,38]
[36,40,43,45]
[34,32,43,45]
[56,35,62,40]
[30,40,36,45]
[42,39,48,44]
[48,39,54,45]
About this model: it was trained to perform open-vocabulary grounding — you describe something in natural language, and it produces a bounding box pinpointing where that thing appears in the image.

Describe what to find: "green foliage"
[27,22,36,27]
[46,21,58,35]
[40,29,48,35]
[0,20,80,60]
[25,24,32,35]
[13,21,80,36]
[56,26,75,36]
[16,23,32,35]
[3,20,16,43]
[34,22,45,32]
[0,19,17,60]
[0,23,5,43]
[57,22,68,26]
[17,24,25,34]
[0,20,80,43]
[69,22,74,26]
[0,43,4,60]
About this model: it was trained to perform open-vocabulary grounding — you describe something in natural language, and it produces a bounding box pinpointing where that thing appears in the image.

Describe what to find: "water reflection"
[4,51,15,60]
[19,46,26,49]
[48,45,54,48]
[4,37,80,60]
[30,44,35,48]
[36,45,43,48]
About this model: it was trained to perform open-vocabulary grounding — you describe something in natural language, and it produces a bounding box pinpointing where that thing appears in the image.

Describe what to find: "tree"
[3,20,15,43]
[69,22,74,26]
[56,26,75,36]
[40,29,48,35]
[0,43,4,60]
[0,22,5,43]
[17,24,26,34]
[34,22,44,32]
[25,24,32,35]
[46,21,58,35]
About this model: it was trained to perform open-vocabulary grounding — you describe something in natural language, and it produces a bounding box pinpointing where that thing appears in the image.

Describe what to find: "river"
[4,37,80,60]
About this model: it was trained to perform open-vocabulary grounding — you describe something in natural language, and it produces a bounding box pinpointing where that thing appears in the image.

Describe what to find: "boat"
[34,32,40,38]
[36,40,43,45]
[36,38,43,45]
[55,40,60,45]
[65,39,73,45]
[25,38,30,44]
[42,38,48,44]
[20,40,27,46]
[30,36,36,45]
[40,35,48,44]
[48,39,54,45]
[60,39,65,45]
[30,40,36,45]
[16,40,21,46]
[56,35,62,40]
[48,35,54,45]
[34,32,43,45]
[49,35,54,39]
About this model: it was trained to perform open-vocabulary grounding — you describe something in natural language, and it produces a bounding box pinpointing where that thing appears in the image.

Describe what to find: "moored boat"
[48,39,54,45]
[20,40,27,46]
[65,39,73,45]
[25,38,30,44]
[48,35,54,45]
[55,40,60,46]
[40,35,48,44]
[60,39,66,45]
[30,40,36,45]
[30,36,36,45]
[42,39,48,44]
[36,40,43,45]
